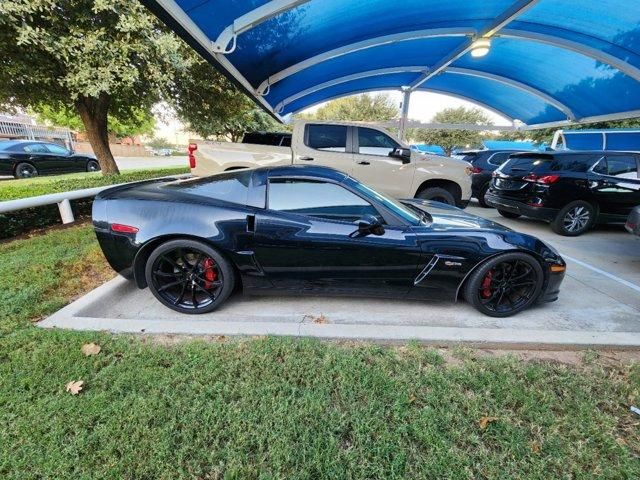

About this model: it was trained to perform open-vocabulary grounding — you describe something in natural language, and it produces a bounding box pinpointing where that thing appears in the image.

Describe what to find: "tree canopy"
[408,107,493,156]
[298,94,399,122]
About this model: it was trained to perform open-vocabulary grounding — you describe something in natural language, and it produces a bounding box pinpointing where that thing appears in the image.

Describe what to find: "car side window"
[305,125,348,153]
[357,127,399,156]
[604,155,639,179]
[45,144,70,155]
[22,143,48,153]
[268,179,381,223]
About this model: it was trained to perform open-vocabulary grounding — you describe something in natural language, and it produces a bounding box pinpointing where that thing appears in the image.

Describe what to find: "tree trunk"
[76,93,120,175]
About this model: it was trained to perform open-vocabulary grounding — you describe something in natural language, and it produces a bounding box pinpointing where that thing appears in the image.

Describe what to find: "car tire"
[145,239,235,314]
[498,209,521,219]
[14,162,38,179]
[476,184,491,208]
[463,252,544,317]
[551,200,596,236]
[86,160,100,172]
[416,187,456,205]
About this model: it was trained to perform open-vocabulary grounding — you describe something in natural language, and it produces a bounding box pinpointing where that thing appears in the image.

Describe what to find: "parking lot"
[41,200,640,348]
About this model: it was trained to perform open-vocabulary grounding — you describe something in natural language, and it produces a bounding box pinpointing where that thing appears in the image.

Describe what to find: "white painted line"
[562,254,640,294]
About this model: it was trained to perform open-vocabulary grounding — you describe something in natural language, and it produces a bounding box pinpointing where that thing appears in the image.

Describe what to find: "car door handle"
[298,156,314,161]
[356,161,370,165]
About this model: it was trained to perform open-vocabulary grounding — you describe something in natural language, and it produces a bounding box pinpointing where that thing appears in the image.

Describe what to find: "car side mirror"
[353,214,385,236]
[389,147,411,164]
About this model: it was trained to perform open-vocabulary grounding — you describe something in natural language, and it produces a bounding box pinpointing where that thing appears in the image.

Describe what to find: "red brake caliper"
[202,258,217,289]
[481,271,493,299]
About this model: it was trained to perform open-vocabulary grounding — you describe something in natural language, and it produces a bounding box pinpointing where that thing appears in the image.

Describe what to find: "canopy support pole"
[398,89,411,141]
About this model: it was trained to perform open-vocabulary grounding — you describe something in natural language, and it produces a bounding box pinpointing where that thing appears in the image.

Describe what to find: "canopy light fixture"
[470,38,491,58]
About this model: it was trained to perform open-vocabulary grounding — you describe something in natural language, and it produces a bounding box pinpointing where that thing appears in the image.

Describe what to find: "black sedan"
[93,165,566,317]
[0,140,100,178]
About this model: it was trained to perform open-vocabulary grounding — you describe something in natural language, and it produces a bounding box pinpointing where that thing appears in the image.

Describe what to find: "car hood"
[401,198,512,232]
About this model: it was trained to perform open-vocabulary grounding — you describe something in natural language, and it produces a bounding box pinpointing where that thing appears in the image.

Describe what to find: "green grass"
[0,167,189,201]
[0,227,639,479]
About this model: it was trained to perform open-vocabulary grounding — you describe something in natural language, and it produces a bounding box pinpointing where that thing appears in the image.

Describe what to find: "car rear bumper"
[485,192,558,222]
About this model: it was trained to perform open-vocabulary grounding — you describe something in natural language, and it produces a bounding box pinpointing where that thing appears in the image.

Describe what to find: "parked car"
[626,205,640,236]
[93,165,566,318]
[190,121,472,207]
[485,151,640,236]
[0,140,100,178]
[153,148,173,156]
[459,150,525,207]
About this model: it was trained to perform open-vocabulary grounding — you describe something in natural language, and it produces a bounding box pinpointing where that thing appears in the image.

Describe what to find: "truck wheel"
[416,187,455,205]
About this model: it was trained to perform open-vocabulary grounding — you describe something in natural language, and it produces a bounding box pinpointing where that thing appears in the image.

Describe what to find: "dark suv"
[459,150,524,207]
[485,151,640,236]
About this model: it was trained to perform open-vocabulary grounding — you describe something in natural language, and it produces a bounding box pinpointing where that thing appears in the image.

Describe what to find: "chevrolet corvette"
[93,165,566,317]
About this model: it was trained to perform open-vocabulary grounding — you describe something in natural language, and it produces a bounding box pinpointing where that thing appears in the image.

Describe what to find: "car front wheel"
[551,200,595,236]
[145,239,235,314]
[14,162,38,179]
[463,252,544,317]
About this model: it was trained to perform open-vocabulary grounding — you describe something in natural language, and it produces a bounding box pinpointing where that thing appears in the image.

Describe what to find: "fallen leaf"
[313,314,328,324]
[478,416,498,429]
[65,380,84,395]
[81,343,101,356]
[530,441,541,453]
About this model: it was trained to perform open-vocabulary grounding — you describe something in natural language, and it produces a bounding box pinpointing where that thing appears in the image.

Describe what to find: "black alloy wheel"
[145,239,235,314]
[14,162,38,179]
[551,200,595,236]
[464,252,543,317]
[87,160,100,172]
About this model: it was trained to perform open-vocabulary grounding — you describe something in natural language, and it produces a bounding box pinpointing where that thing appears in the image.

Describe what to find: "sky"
[154,91,512,141]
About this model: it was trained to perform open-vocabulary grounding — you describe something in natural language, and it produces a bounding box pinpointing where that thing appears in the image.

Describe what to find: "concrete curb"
[39,277,640,349]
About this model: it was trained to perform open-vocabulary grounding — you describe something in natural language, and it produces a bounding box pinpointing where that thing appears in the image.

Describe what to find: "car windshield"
[344,177,422,226]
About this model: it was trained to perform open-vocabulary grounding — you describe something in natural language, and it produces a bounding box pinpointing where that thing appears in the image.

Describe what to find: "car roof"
[0,139,58,149]
[511,150,638,158]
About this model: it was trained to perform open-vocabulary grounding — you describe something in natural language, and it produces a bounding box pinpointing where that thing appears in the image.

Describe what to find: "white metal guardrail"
[0,174,192,225]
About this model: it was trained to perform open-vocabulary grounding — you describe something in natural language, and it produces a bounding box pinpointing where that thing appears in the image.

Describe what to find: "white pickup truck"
[191,121,472,207]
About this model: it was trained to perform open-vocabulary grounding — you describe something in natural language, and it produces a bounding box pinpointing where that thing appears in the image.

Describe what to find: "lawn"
[0,226,639,479]
[0,167,189,201]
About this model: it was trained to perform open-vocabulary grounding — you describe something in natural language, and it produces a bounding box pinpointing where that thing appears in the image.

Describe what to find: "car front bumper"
[485,192,558,222]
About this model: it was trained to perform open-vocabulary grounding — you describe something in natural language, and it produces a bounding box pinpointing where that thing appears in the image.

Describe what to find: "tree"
[408,107,493,156]
[169,58,285,142]
[0,1,187,174]
[31,103,155,139]
[299,94,399,122]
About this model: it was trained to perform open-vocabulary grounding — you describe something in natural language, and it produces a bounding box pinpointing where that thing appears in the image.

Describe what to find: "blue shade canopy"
[561,129,640,151]
[143,0,640,128]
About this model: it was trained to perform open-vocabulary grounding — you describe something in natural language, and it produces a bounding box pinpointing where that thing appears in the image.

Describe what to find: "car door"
[352,126,414,198]
[292,124,354,176]
[21,143,54,173]
[44,143,77,172]
[250,176,423,296]
[589,154,640,219]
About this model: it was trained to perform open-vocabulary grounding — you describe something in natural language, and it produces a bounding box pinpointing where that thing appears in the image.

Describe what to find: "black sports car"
[0,140,100,178]
[93,166,566,317]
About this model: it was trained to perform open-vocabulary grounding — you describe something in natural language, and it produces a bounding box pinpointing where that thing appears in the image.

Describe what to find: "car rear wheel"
[476,183,491,208]
[86,160,100,172]
[416,187,456,205]
[145,239,235,314]
[14,162,38,179]
[463,252,544,317]
[498,209,521,219]
[551,200,595,236]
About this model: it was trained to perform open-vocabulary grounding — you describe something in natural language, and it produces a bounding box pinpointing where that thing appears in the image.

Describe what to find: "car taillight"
[523,174,560,184]
[111,223,139,233]
[469,166,483,174]
[188,143,197,169]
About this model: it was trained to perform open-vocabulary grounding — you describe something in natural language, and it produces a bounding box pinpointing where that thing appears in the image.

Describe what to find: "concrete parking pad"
[40,201,640,348]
